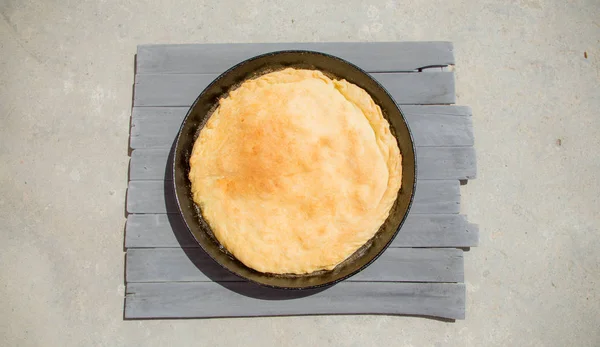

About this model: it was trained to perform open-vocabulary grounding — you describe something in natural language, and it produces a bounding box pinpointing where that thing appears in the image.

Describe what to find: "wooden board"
[136,42,455,74]
[133,72,455,106]
[416,147,477,180]
[130,106,474,149]
[125,214,478,248]
[126,179,461,215]
[126,248,464,283]
[125,282,466,320]
[125,42,478,320]
[128,147,476,181]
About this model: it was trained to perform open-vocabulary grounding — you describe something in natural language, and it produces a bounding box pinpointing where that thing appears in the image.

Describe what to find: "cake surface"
[189,68,402,274]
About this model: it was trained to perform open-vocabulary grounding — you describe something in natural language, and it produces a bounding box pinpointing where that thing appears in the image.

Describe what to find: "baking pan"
[173,51,416,289]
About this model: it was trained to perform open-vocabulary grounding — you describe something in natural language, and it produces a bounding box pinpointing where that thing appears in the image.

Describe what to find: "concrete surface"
[1,0,599,346]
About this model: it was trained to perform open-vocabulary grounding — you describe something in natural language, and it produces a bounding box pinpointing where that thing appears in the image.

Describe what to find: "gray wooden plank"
[133,72,455,107]
[125,214,192,248]
[412,179,460,214]
[126,180,177,214]
[398,214,478,247]
[417,147,477,180]
[125,213,478,248]
[129,146,476,181]
[129,149,172,180]
[401,105,471,116]
[130,106,474,149]
[124,111,174,149]
[126,179,459,214]
[125,281,465,320]
[136,42,455,74]
[405,113,474,148]
[126,248,463,283]
[373,72,455,104]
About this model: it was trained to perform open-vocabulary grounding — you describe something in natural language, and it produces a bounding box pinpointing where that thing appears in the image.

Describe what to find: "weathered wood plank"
[125,213,478,248]
[126,248,463,283]
[136,42,455,74]
[402,105,470,116]
[133,72,455,107]
[416,147,477,180]
[126,214,192,248]
[130,106,473,149]
[132,104,471,119]
[126,179,459,214]
[411,179,460,214]
[126,180,177,214]
[404,113,473,148]
[129,149,172,180]
[125,281,465,320]
[129,146,476,181]
[398,214,479,247]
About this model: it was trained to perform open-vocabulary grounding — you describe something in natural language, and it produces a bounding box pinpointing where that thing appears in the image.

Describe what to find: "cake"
[188,68,402,274]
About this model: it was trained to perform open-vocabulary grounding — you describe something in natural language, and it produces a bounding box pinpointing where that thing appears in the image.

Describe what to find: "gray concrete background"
[1,0,599,346]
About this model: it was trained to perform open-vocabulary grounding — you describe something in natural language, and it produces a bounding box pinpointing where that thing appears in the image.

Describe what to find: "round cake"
[189,68,402,274]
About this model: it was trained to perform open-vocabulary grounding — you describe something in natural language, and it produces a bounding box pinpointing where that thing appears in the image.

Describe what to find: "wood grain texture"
[411,179,460,214]
[128,149,172,180]
[401,105,470,116]
[126,179,460,214]
[125,213,479,248]
[126,180,177,214]
[136,42,455,74]
[416,147,477,180]
[404,113,474,148]
[126,248,463,283]
[133,72,455,106]
[130,106,474,149]
[397,214,479,247]
[125,281,465,320]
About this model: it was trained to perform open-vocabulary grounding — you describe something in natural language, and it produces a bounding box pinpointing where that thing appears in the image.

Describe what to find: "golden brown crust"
[189,68,402,274]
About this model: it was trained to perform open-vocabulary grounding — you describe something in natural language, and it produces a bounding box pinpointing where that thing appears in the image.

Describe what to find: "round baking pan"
[173,51,416,290]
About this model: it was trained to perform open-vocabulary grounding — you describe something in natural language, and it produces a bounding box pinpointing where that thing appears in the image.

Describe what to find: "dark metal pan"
[173,51,416,290]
